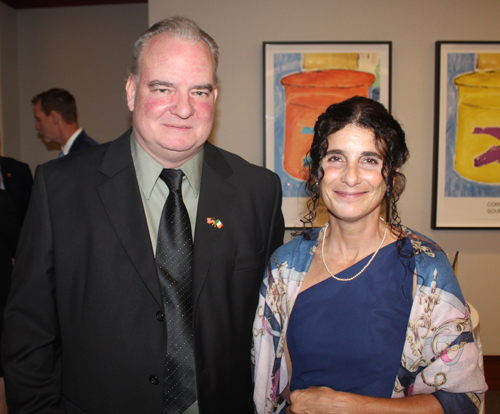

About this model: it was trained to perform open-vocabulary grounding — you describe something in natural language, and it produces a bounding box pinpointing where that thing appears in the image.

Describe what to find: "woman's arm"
[286,386,443,414]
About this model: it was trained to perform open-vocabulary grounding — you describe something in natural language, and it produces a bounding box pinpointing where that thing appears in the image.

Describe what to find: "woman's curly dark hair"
[302,96,409,238]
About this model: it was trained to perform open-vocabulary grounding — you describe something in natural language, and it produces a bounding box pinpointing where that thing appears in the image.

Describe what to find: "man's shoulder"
[204,142,277,180]
[42,131,129,176]
[79,129,98,145]
[70,129,99,153]
[1,156,30,171]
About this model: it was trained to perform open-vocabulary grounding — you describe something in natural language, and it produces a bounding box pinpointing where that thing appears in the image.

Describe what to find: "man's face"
[33,101,60,143]
[126,34,218,168]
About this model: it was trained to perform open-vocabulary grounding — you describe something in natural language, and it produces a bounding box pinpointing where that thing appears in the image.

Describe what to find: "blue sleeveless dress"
[287,238,414,398]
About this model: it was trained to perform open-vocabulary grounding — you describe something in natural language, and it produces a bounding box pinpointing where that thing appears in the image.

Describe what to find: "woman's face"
[319,124,386,223]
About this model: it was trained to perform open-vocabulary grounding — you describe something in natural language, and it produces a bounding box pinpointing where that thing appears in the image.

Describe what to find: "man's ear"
[125,76,137,112]
[50,110,62,125]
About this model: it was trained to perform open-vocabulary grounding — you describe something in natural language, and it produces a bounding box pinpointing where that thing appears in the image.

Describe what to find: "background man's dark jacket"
[0,156,33,224]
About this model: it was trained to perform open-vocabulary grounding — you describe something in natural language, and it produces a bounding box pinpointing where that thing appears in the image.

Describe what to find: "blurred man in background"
[32,88,97,157]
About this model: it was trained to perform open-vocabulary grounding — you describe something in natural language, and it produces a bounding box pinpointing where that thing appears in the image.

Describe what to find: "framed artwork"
[432,41,500,229]
[263,41,391,228]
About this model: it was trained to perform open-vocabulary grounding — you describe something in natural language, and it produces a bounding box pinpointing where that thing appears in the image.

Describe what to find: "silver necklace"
[321,217,388,282]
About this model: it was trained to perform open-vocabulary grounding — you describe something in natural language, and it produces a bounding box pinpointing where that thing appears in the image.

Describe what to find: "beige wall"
[13,3,148,167]
[149,0,500,354]
[0,1,20,157]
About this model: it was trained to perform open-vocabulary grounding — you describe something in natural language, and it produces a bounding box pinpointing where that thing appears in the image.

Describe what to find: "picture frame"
[263,41,392,228]
[432,41,500,229]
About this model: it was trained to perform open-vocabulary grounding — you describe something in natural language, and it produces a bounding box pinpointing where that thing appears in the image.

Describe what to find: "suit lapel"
[193,143,236,305]
[97,132,163,308]
[1,158,12,192]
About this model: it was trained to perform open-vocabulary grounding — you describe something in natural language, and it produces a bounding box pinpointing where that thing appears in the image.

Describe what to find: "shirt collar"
[130,131,203,200]
[61,127,82,155]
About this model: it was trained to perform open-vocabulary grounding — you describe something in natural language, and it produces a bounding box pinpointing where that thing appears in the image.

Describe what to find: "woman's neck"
[323,215,395,266]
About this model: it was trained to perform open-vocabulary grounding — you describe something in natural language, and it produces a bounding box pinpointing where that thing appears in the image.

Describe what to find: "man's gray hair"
[129,16,219,83]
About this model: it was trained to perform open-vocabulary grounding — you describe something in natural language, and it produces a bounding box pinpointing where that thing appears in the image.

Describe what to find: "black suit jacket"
[68,129,98,154]
[0,190,20,377]
[2,130,284,414]
[0,156,33,225]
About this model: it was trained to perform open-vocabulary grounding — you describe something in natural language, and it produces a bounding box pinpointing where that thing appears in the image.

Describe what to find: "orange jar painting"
[280,69,375,180]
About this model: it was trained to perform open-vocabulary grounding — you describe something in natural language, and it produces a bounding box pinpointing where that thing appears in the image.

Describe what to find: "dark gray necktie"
[156,169,196,414]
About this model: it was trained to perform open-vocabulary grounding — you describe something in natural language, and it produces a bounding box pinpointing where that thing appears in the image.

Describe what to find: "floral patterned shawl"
[252,227,488,414]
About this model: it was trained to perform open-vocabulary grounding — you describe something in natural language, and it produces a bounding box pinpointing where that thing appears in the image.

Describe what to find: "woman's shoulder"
[402,226,442,258]
[271,227,321,270]
[403,226,465,300]
[275,227,321,254]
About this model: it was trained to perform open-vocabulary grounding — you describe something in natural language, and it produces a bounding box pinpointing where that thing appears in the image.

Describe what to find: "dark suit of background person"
[0,154,31,414]
[67,129,98,154]
[1,17,285,414]
[0,156,33,225]
[0,190,20,377]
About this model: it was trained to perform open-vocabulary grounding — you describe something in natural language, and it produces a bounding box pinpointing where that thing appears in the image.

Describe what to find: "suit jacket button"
[156,311,164,322]
[149,376,159,385]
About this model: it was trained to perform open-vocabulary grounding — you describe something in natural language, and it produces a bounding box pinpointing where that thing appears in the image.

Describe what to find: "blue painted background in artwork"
[273,53,380,198]
[445,53,500,197]
[273,53,305,198]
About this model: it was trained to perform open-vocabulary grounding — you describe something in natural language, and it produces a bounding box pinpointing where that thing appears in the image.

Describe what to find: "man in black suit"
[0,156,31,408]
[0,190,20,414]
[0,156,33,225]
[2,16,284,414]
[32,88,98,156]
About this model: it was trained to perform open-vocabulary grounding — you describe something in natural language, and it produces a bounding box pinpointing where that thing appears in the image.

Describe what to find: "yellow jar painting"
[433,44,500,228]
[454,70,500,183]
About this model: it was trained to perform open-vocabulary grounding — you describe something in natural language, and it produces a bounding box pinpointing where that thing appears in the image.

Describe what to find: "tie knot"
[160,169,184,192]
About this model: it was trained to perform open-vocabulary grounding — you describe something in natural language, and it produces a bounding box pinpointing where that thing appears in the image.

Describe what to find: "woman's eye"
[363,157,381,165]
[327,155,342,163]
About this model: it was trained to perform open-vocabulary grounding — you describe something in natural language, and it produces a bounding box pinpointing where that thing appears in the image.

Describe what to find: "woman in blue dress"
[252,96,487,414]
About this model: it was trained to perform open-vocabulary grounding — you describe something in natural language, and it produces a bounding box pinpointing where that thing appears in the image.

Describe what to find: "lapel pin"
[207,217,223,229]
